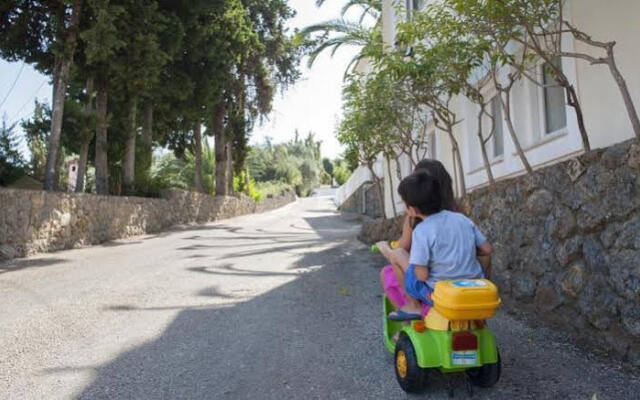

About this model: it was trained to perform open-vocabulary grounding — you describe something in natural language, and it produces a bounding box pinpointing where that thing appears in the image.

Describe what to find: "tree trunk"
[385,155,398,218]
[43,0,83,191]
[123,97,137,195]
[500,88,533,174]
[76,77,94,193]
[444,126,466,197]
[226,140,233,195]
[140,101,153,182]
[213,103,227,196]
[565,85,590,152]
[193,121,205,193]
[477,107,495,185]
[95,81,109,195]
[606,50,640,139]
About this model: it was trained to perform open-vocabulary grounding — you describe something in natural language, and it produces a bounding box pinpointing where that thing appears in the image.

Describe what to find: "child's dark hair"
[415,159,456,211]
[397,170,443,215]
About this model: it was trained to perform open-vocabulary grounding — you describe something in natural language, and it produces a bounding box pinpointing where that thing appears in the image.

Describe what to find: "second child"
[390,170,492,319]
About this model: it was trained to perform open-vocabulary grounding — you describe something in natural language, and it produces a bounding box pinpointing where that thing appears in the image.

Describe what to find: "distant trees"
[0,117,25,186]
[248,132,325,197]
[0,0,301,196]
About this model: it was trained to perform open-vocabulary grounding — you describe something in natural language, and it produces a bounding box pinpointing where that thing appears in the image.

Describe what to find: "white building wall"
[570,0,640,149]
[379,0,640,202]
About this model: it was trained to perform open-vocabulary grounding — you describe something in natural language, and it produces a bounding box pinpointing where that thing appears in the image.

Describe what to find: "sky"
[0,0,362,160]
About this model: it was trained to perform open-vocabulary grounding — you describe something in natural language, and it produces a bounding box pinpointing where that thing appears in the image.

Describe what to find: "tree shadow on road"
[0,257,66,275]
[187,264,301,278]
[62,209,640,400]
[73,239,396,400]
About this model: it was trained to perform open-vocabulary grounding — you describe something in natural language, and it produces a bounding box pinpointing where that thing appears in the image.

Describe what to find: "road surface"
[1,191,639,399]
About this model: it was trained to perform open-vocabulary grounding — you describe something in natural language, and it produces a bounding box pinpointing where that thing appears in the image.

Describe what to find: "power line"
[10,80,47,122]
[0,62,26,110]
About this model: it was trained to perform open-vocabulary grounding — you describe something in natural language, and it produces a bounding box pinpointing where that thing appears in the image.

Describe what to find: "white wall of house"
[379,0,640,206]
[571,0,640,150]
[335,165,372,206]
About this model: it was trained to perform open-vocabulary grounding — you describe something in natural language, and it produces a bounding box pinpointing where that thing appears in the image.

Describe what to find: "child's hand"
[376,241,392,259]
[376,240,389,252]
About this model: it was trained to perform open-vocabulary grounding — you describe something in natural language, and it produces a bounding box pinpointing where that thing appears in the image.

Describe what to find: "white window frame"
[428,129,437,160]
[488,94,505,160]
[534,59,569,143]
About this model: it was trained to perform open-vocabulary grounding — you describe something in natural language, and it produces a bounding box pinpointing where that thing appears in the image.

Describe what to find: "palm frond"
[299,19,370,37]
[343,53,367,80]
[341,0,382,17]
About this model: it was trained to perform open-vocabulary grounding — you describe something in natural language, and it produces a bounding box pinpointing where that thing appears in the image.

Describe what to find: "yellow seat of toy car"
[432,279,500,321]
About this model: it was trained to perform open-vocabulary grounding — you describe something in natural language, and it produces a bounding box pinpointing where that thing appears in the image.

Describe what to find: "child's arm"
[473,222,493,280]
[376,240,393,261]
[477,242,493,280]
[397,215,414,251]
[477,242,492,256]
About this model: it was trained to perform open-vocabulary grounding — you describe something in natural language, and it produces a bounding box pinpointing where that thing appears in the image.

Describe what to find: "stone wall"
[359,139,640,367]
[338,182,382,218]
[0,188,296,259]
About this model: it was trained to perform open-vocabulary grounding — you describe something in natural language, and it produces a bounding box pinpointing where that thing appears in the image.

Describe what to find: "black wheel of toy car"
[466,350,501,388]
[394,333,427,393]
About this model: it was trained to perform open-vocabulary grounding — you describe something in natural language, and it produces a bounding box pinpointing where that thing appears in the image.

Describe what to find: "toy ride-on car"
[383,279,502,394]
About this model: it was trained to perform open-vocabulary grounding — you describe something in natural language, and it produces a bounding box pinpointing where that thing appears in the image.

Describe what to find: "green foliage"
[1,0,302,196]
[0,117,25,186]
[21,99,92,181]
[149,139,216,195]
[300,1,382,77]
[322,157,334,177]
[233,173,262,203]
[255,180,293,198]
[333,159,352,186]
[338,73,401,167]
[149,153,189,193]
[248,131,325,197]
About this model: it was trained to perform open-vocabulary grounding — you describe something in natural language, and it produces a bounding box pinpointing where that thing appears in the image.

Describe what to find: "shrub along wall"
[360,139,640,367]
[0,188,296,260]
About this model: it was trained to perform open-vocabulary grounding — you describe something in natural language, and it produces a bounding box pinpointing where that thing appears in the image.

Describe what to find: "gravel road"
[1,191,639,399]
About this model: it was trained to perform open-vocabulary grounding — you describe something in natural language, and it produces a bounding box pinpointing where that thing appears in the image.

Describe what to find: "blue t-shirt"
[409,210,487,289]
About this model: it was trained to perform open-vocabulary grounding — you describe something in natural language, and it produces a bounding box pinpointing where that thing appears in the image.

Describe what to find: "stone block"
[561,261,586,298]
[555,236,583,267]
[534,283,564,311]
[628,142,640,170]
[512,274,537,300]
[621,304,640,337]
[526,189,553,216]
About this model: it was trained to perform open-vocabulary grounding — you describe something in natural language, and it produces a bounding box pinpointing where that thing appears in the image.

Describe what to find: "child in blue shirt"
[389,170,492,320]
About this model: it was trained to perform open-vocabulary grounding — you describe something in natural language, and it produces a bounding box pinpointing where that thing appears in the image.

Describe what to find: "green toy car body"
[383,296,501,393]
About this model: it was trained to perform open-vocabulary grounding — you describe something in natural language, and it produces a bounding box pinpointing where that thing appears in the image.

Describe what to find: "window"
[428,131,437,159]
[404,0,423,20]
[490,96,504,157]
[542,58,567,134]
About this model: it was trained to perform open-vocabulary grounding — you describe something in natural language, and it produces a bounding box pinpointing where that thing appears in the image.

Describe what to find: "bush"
[233,173,262,202]
[333,160,352,186]
[0,119,25,186]
[255,180,294,198]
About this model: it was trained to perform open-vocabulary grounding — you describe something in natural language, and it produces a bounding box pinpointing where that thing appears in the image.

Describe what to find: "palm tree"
[315,0,381,18]
[301,1,382,76]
